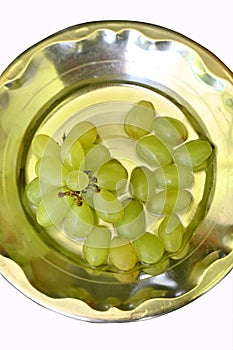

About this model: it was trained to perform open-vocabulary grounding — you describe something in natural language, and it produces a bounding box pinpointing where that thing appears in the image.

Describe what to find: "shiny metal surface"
[0,21,233,322]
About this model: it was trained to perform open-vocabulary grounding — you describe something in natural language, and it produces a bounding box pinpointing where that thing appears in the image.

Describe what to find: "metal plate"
[0,21,232,322]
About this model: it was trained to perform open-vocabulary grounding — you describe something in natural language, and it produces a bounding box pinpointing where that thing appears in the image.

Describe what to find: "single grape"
[124,100,155,139]
[147,189,192,215]
[83,225,111,266]
[109,236,137,271]
[66,121,97,148]
[136,135,173,167]
[153,116,188,147]
[93,189,124,223]
[63,200,94,239]
[154,164,194,189]
[158,214,184,252]
[61,138,85,171]
[133,232,164,264]
[65,170,89,191]
[25,177,42,205]
[31,134,61,159]
[130,166,156,202]
[95,159,128,191]
[81,186,96,208]
[36,188,73,227]
[84,143,111,171]
[171,242,190,260]
[37,156,69,188]
[115,198,145,240]
[173,139,213,171]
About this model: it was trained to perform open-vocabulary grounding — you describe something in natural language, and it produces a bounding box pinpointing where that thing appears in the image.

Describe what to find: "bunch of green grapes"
[26,100,214,276]
[125,101,213,267]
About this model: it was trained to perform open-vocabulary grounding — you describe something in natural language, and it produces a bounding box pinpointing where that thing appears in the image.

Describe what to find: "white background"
[0,1,232,349]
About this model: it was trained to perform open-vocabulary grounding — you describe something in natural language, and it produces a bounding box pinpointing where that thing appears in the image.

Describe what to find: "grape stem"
[57,173,100,206]
[84,171,100,192]
[58,190,83,206]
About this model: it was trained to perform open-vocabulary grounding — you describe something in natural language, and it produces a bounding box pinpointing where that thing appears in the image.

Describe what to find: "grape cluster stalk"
[26,101,214,275]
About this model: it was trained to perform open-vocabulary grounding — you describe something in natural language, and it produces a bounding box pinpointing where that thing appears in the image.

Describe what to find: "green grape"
[130,166,156,202]
[147,189,192,215]
[25,177,42,205]
[82,187,95,208]
[171,242,190,260]
[61,138,85,171]
[83,225,111,266]
[63,200,94,239]
[65,170,89,191]
[124,100,155,139]
[95,159,128,191]
[93,189,124,223]
[115,198,145,240]
[173,139,213,171]
[153,117,188,147]
[158,214,184,252]
[84,143,111,171]
[133,232,164,264]
[136,135,173,167]
[154,164,194,189]
[66,121,97,148]
[36,188,73,227]
[109,236,137,271]
[31,134,61,159]
[37,156,69,188]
